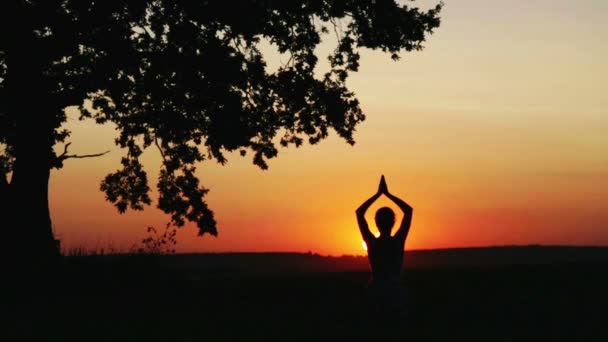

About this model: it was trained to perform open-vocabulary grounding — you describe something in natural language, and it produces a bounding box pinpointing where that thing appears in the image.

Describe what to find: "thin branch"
[232,37,243,55]
[282,51,294,68]
[154,134,168,163]
[329,17,342,42]
[58,142,109,161]
[58,142,72,159]
[62,151,110,160]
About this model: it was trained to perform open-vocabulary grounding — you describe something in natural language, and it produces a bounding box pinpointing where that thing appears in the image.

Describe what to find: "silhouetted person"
[356,175,413,318]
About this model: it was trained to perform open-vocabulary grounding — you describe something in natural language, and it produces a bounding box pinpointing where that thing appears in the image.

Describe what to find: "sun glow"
[362,241,367,252]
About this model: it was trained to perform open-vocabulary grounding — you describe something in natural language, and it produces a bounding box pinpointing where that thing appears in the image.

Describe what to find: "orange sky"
[50,0,608,255]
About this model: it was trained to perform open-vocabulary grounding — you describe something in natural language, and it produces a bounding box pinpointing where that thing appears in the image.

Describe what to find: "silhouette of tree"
[0,1,442,261]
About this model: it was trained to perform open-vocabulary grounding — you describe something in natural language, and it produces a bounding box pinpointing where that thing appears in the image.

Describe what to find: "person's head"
[375,207,395,236]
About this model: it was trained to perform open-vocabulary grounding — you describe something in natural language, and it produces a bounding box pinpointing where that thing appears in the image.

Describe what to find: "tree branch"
[57,142,110,161]
[329,17,342,42]
[58,142,72,159]
[62,151,110,160]
[154,134,168,162]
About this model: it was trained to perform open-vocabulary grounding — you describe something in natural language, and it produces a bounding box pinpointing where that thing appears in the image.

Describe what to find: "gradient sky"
[50,0,608,255]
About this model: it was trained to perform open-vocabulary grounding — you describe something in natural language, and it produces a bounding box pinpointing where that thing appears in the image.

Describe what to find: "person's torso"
[367,237,404,283]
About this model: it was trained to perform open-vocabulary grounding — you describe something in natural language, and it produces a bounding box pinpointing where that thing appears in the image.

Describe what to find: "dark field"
[8,247,608,341]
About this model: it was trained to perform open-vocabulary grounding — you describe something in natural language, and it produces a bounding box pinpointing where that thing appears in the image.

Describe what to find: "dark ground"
[7,247,608,341]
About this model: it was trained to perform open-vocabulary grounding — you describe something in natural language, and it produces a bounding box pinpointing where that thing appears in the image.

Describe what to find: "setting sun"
[362,241,368,252]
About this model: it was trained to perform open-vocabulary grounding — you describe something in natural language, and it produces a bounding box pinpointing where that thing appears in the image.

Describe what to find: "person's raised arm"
[385,190,413,241]
[356,178,384,242]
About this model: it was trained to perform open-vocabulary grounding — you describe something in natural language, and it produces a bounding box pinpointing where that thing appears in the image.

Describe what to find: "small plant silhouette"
[136,223,178,255]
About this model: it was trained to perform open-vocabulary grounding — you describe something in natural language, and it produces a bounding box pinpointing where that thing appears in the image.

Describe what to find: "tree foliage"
[1,0,442,236]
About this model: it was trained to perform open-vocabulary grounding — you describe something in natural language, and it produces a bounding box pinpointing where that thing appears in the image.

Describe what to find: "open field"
[8,246,608,341]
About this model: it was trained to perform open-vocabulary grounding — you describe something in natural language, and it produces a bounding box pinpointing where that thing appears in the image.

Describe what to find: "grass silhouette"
[7,246,608,341]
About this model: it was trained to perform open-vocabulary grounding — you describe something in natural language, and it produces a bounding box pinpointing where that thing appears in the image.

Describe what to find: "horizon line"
[63,243,608,257]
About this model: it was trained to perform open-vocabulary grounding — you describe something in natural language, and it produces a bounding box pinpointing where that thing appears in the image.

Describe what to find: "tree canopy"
[1,0,442,237]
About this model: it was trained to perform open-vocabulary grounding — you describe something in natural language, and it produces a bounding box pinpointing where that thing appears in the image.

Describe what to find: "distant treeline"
[144,245,608,273]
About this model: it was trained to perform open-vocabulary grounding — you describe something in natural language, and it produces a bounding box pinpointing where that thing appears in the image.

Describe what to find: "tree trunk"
[6,12,61,268]
[11,145,60,264]
[8,98,61,267]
